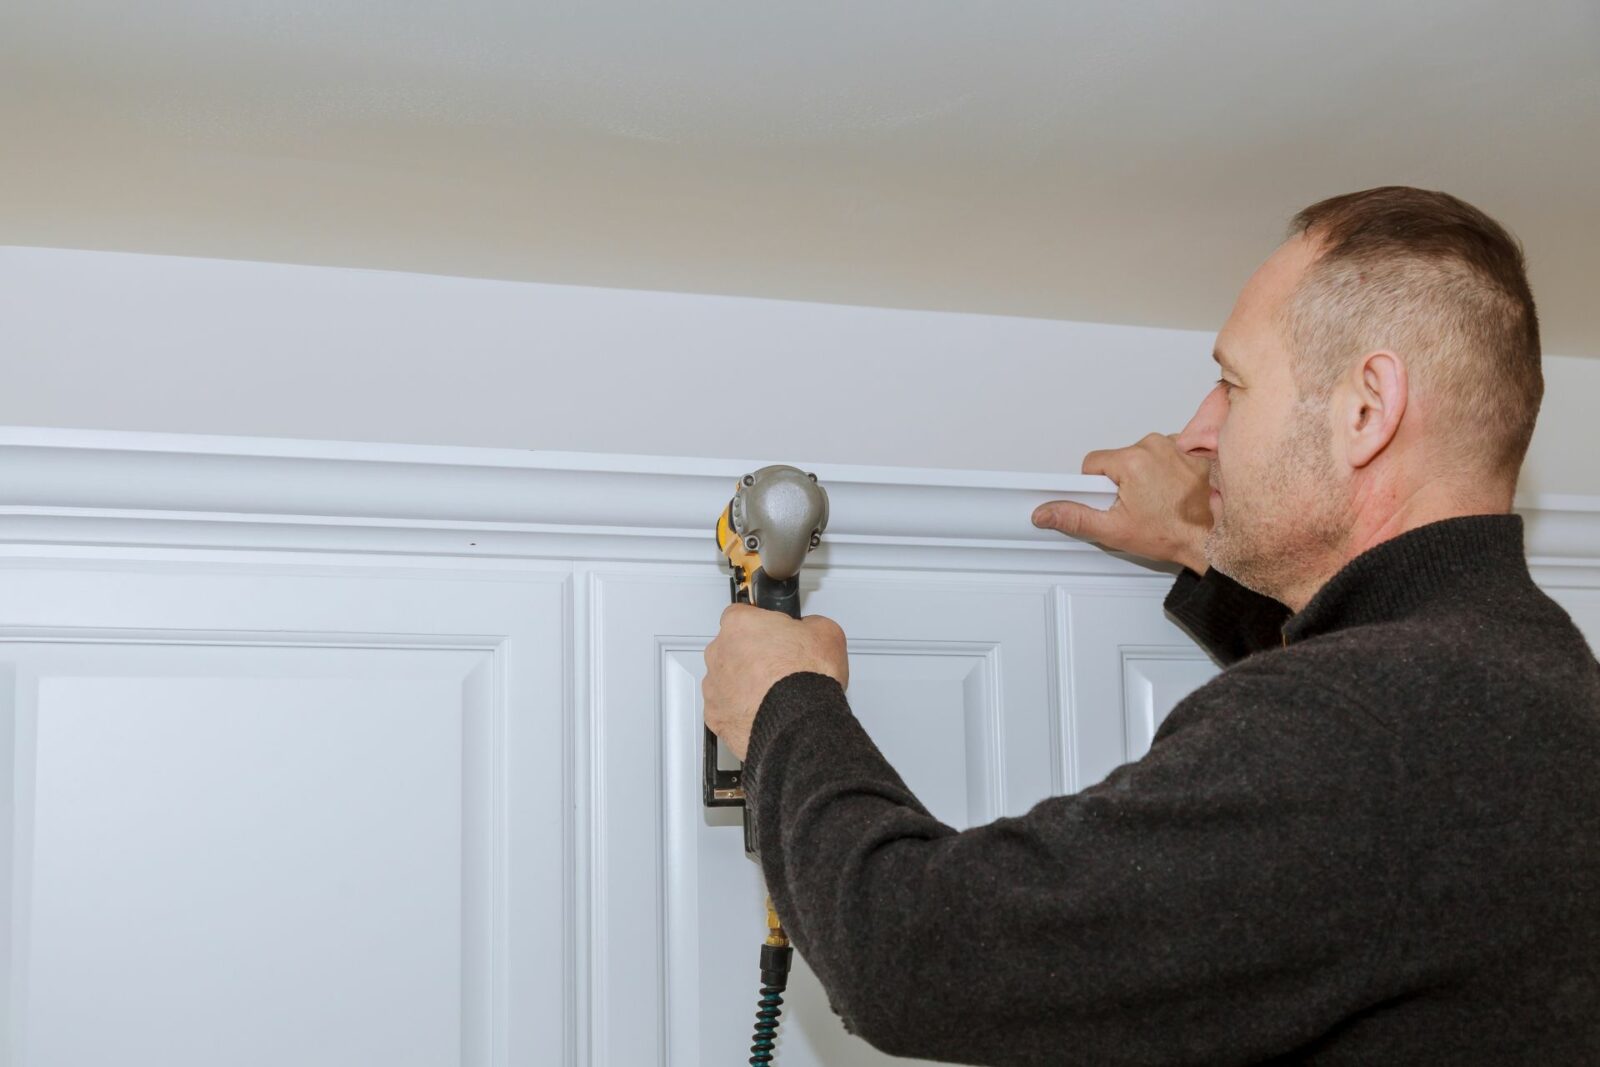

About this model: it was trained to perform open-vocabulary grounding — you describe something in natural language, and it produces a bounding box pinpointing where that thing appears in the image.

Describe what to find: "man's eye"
[1215,377,1235,394]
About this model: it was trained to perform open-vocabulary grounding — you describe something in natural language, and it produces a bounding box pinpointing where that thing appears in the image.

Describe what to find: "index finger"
[1081,448,1127,482]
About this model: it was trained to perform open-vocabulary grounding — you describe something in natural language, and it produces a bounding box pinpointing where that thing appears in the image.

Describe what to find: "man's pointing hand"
[1032,432,1213,574]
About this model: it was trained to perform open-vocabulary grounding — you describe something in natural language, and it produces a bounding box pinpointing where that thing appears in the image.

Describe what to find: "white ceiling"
[3,1,1597,355]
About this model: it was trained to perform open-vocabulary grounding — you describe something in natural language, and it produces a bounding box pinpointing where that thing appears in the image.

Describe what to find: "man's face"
[1177,235,1349,597]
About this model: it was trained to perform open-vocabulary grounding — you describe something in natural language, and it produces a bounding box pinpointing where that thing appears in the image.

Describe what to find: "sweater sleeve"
[741,668,1401,1067]
[1163,565,1293,665]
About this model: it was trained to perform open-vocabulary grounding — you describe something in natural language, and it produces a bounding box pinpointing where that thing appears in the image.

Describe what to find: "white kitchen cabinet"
[592,571,1060,1066]
[1,427,1595,1067]
[0,561,571,1067]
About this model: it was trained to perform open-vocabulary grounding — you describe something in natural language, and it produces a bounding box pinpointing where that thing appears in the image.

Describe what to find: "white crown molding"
[2,425,1598,583]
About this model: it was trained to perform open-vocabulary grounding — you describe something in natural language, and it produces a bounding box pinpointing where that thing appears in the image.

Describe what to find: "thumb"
[1032,500,1113,541]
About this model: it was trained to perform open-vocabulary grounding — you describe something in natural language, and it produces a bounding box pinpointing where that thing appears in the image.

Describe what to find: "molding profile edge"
[2,426,1597,580]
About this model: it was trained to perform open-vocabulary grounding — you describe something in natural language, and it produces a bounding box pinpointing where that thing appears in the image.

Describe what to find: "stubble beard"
[1203,399,1348,603]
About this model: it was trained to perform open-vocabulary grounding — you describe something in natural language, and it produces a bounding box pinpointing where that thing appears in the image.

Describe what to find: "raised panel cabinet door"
[1058,587,1223,791]
[590,571,1057,1067]
[0,562,571,1067]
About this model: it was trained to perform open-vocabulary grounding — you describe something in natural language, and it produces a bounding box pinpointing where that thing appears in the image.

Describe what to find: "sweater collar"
[1280,512,1528,647]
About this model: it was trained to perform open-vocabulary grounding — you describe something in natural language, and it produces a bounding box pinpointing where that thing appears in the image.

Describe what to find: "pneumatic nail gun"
[707,463,829,1066]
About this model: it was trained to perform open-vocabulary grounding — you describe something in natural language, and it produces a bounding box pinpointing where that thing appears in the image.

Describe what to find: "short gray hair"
[1280,186,1542,484]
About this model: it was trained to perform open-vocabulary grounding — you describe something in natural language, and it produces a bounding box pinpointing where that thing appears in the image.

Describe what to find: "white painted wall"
[4,245,1595,497]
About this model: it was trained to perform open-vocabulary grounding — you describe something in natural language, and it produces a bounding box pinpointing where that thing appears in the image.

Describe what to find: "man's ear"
[1341,350,1407,469]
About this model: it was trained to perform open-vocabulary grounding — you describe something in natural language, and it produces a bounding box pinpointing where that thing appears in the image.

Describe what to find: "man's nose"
[1174,383,1226,457]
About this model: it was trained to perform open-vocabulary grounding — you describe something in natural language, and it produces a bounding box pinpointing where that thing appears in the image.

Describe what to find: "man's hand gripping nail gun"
[702,463,836,855]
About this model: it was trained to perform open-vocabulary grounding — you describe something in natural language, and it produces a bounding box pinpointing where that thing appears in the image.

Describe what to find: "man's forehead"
[1213,236,1314,372]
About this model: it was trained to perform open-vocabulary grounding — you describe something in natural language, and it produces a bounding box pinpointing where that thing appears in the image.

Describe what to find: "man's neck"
[1275,481,1516,613]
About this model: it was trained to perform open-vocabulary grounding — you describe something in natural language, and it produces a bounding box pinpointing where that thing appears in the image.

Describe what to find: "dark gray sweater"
[743,513,1600,1065]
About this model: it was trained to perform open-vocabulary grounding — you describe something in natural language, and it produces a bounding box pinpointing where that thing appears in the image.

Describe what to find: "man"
[702,186,1600,1064]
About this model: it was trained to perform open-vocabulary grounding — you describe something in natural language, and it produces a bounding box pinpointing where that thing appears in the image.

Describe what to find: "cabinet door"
[1059,587,1222,790]
[0,562,570,1067]
[590,571,1057,1067]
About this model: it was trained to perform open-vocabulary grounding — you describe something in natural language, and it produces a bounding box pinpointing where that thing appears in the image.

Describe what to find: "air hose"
[750,899,794,1066]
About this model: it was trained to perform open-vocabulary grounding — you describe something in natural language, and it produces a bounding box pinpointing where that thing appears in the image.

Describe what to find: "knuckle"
[808,614,842,637]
